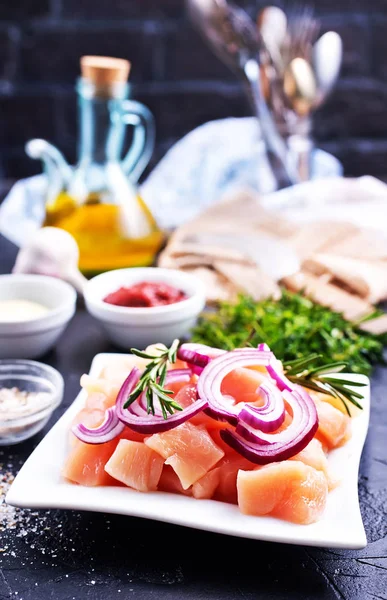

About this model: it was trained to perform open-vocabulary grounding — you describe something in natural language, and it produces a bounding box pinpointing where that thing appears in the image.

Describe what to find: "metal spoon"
[186,0,259,73]
[283,3,320,64]
[257,5,287,74]
[244,58,298,188]
[283,57,317,181]
[312,31,342,108]
[186,0,297,188]
[284,57,317,117]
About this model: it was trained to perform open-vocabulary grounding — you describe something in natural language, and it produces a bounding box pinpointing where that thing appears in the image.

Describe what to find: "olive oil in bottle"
[31,55,164,276]
[43,191,164,275]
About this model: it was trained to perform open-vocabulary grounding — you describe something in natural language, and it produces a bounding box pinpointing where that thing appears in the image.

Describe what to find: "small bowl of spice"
[0,359,64,445]
[84,267,206,349]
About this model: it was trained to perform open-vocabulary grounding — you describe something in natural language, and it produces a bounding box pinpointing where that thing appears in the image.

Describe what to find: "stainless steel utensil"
[284,57,317,117]
[312,31,342,108]
[283,3,320,63]
[257,5,287,73]
[243,58,298,188]
[282,57,317,181]
[186,0,297,188]
[187,0,259,72]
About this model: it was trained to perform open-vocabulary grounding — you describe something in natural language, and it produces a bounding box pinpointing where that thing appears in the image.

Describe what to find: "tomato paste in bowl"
[84,267,206,349]
[103,281,187,308]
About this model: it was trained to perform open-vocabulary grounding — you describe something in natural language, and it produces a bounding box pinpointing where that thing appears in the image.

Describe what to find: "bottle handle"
[109,99,155,183]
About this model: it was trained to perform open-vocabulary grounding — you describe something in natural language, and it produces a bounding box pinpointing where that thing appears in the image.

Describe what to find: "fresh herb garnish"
[124,339,183,419]
[191,291,387,376]
[283,354,367,415]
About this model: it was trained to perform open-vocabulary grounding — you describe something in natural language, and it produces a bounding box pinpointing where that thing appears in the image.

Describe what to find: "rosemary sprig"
[283,354,367,416]
[123,339,183,419]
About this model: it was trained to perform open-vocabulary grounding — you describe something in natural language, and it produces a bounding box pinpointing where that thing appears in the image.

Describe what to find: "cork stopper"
[80,56,131,96]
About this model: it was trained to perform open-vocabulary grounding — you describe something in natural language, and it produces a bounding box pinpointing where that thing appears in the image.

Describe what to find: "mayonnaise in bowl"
[0,300,49,322]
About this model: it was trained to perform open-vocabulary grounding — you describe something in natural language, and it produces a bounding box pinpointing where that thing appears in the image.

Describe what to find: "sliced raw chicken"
[145,422,224,489]
[309,389,348,417]
[80,375,121,407]
[214,454,257,504]
[105,439,164,492]
[84,391,117,411]
[62,439,118,487]
[72,407,105,429]
[290,438,329,478]
[158,465,192,495]
[313,397,351,450]
[192,467,221,499]
[237,460,328,524]
[221,367,267,405]
[118,427,147,444]
[174,383,234,430]
[99,356,149,386]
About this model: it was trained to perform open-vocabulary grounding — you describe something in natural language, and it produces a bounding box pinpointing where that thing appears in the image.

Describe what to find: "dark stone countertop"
[0,232,387,600]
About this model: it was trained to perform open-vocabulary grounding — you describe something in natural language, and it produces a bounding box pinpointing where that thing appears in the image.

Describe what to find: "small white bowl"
[0,274,77,359]
[84,267,206,350]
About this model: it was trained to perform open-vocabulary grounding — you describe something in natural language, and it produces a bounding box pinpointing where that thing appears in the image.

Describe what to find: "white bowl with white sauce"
[0,359,64,445]
[0,274,77,359]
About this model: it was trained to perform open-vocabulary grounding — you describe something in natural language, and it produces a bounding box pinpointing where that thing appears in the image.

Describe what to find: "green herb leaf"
[191,290,386,413]
[286,363,365,411]
[123,340,183,418]
[191,291,387,376]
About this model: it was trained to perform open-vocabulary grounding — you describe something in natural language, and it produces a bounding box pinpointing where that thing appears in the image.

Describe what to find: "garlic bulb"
[12,226,87,294]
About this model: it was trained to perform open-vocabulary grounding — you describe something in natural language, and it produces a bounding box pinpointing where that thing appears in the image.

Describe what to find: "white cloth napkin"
[261,175,387,235]
[0,174,47,247]
[0,117,344,246]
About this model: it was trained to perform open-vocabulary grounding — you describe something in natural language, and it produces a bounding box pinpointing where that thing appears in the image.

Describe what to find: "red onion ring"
[138,391,162,416]
[237,381,286,433]
[266,362,293,392]
[222,386,318,464]
[116,367,208,434]
[257,343,270,352]
[164,368,193,384]
[257,343,294,391]
[72,406,125,445]
[177,343,226,374]
[196,348,273,425]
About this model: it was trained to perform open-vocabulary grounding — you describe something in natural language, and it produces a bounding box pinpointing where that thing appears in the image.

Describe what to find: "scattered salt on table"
[0,458,57,558]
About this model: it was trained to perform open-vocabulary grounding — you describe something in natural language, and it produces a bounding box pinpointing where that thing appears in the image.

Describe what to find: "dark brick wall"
[0,0,386,181]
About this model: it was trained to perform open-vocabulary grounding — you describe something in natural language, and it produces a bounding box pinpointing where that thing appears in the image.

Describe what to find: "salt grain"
[0,467,16,534]
[0,461,56,559]
[0,388,52,421]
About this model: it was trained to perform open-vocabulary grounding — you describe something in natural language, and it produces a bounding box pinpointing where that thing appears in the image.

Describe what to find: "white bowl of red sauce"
[84,268,206,350]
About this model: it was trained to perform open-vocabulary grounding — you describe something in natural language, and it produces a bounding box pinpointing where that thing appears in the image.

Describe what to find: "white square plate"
[7,353,370,549]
